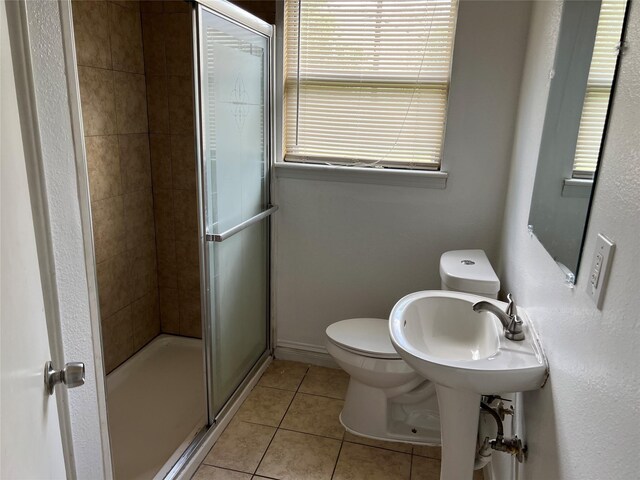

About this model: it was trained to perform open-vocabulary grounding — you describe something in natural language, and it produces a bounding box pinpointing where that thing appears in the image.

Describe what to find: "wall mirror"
[528,0,629,281]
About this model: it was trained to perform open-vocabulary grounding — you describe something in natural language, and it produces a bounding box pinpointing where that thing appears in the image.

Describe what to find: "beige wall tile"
[203,420,275,473]
[333,442,411,480]
[175,237,199,269]
[256,429,341,480]
[140,0,164,14]
[257,360,309,391]
[230,1,275,24]
[119,134,152,193]
[123,188,156,251]
[141,13,167,75]
[163,1,190,13]
[72,0,111,69]
[109,2,145,74]
[193,465,250,480]
[146,75,170,132]
[175,233,199,293]
[410,455,440,480]
[153,188,175,246]
[86,135,122,201]
[281,393,345,439]
[114,71,149,134]
[178,264,200,294]
[78,66,117,136]
[150,135,173,188]
[157,237,178,289]
[129,242,158,300]
[102,305,134,373]
[168,75,194,134]
[173,188,198,243]
[132,290,160,350]
[154,187,177,289]
[97,252,133,318]
[235,386,294,427]
[92,196,126,264]
[171,134,196,190]
[159,287,180,334]
[110,0,140,10]
[165,13,192,75]
[178,288,201,338]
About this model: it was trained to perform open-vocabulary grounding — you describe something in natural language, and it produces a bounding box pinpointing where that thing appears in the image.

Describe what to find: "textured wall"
[498,0,640,479]
[23,1,111,476]
[273,0,532,352]
[141,0,202,338]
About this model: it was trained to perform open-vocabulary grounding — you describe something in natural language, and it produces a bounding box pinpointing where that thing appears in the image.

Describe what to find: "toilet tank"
[439,250,499,299]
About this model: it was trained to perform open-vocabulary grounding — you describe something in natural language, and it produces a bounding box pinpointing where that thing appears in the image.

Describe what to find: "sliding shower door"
[195,2,273,420]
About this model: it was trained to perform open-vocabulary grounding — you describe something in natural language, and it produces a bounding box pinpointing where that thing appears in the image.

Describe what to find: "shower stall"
[71,0,275,477]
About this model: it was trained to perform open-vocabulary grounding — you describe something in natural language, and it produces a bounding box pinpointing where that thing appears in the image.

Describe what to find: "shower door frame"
[192,0,276,429]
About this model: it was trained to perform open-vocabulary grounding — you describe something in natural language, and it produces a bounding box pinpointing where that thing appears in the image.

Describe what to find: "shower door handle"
[206,205,278,242]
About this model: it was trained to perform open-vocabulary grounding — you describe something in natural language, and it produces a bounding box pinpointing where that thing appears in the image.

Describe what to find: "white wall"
[498,1,640,479]
[274,0,532,354]
[22,1,111,478]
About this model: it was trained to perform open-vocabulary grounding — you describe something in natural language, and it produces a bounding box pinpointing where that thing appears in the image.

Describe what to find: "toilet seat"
[326,318,401,360]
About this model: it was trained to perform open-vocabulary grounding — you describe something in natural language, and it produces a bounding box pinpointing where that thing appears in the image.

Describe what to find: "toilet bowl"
[325,249,500,446]
[326,318,440,445]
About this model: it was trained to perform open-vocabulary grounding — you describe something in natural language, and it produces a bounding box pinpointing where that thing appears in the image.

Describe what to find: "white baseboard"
[275,340,338,368]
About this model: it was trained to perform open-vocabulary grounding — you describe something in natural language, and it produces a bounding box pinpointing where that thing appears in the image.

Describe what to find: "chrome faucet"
[473,293,525,341]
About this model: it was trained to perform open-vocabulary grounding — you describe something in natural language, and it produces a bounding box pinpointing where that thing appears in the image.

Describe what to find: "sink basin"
[389,290,547,394]
[389,290,548,480]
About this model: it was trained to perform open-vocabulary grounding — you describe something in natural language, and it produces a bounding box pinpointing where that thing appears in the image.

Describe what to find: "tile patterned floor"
[194,360,484,480]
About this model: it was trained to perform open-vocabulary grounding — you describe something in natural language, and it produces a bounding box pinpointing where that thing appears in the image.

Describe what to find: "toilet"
[325,249,500,445]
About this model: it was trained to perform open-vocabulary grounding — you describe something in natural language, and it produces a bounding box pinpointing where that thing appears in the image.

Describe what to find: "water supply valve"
[490,435,526,463]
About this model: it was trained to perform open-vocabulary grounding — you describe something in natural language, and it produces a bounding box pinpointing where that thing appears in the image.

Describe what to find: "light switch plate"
[587,234,615,309]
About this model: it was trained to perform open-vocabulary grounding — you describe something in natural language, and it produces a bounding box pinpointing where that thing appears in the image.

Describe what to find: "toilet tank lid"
[326,318,401,359]
[439,249,500,295]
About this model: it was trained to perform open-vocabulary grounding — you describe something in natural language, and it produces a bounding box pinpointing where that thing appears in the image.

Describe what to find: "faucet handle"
[506,293,516,317]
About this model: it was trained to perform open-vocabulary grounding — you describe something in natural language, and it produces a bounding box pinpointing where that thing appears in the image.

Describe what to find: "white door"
[0,3,67,478]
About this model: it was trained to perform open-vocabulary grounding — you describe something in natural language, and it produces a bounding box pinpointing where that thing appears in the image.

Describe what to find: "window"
[284,0,458,170]
[572,0,627,179]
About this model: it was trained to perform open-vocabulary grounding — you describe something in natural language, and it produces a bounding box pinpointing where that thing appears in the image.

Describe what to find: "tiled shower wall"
[73,0,201,374]
[74,0,160,373]
[140,1,202,338]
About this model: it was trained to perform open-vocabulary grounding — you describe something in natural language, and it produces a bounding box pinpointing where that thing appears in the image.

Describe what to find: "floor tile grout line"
[251,365,310,477]
[276,425,344,442]
[296,389,346,401]
[199,463,258,477]
[329,436,345,480]
[409,450,414,480]
[341,439,414,456]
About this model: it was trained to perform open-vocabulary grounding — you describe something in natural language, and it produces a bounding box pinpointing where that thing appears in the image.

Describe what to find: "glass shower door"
[196,3,273,419]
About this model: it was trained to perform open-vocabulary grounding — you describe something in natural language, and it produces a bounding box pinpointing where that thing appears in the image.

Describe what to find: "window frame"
[280,0,459,174]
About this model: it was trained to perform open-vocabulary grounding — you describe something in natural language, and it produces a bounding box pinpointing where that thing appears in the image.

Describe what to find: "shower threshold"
[106,334,206,480]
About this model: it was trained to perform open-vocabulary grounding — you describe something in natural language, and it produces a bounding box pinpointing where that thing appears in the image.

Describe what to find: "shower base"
[107,334,205,480]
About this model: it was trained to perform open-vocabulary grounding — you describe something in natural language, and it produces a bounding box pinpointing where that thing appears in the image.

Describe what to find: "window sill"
[274,161,448,189]
[562,178,593,198]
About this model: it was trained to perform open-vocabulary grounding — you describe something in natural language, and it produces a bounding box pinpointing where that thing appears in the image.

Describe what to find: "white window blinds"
[572,0,627,179]
[284,0,458,170]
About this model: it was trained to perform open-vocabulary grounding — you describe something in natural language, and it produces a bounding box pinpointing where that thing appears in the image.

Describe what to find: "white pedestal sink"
[389,291,547,480]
